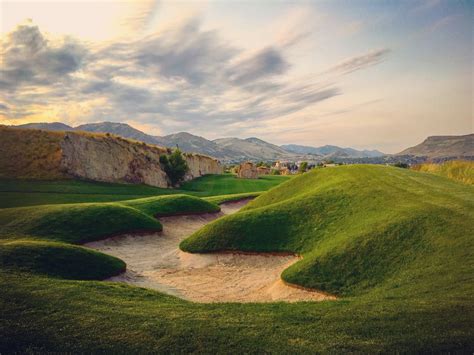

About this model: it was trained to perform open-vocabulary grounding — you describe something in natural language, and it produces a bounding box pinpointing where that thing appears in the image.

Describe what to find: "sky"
[0,0,472,153]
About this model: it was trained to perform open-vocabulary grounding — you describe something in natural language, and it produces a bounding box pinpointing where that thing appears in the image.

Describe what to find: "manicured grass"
[203,191,262,204]
[0,195,219,244]
[1,269,471,353]
[0,174,289,208]
[412,160,473,184]
[0,241,125,280]
[182,165,473,295]
[1,166,473,352]
[180,174,291,195]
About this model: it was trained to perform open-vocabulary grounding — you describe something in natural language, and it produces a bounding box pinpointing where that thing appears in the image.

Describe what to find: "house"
[236,162,259,179]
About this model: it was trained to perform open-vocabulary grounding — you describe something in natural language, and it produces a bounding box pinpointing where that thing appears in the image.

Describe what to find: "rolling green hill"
[1,166,473,352]
[0,174,288,209]
[182,165,473,297]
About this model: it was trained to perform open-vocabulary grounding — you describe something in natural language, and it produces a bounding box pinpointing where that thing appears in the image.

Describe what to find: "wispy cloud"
[324,48,391,76]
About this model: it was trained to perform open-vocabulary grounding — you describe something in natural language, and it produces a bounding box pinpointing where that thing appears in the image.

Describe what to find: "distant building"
[237,162,259,179]
[279,167,290,175]
[257,166,271,175]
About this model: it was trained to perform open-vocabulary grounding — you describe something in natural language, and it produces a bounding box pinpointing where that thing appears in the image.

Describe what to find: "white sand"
[85,199,334,303]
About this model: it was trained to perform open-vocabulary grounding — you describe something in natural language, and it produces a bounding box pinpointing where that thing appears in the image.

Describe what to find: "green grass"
[0,174,289,208]
[1,166,473,352]
[180,174,291,195]
[0,194,219,244]
[0,241,125,280]
[182,166,473,295]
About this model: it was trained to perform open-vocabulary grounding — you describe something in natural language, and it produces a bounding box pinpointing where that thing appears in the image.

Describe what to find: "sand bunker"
[86,199,334,303]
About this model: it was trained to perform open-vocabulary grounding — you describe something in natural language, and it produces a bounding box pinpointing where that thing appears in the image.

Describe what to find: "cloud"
[1,18,376,132]
[0,22,87,91]
[227,47,290,85]
[325,48,391,75]
[124,0,161,33]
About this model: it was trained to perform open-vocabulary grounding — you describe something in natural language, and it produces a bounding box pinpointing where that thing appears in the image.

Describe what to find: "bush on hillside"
[159,149,189,186]
[299,162,308,173]
[394,162,409,168]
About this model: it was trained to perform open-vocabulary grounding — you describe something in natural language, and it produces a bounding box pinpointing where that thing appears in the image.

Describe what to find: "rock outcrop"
[60,132,170,187]
[0,126,222,187]
[184,153,223,180]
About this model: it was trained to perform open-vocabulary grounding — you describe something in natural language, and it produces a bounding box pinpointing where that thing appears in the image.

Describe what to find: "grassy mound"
[0,194,218,282]
[123,194,220,216]
[181,165,473,297]
[412,160,473,184]
[1,166,472,352]
[204,191,261,204]
[180,174,290,195]
[0,240,125,280]
[0,203,162,244]
[0,195,219,244]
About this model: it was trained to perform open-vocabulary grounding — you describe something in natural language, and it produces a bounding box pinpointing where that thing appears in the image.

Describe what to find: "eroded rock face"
[184,153,223,180]
[60,132,222,187]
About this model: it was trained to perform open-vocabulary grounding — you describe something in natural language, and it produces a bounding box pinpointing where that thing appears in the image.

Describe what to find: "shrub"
[159,148,189,186]
[298,162,308,173]
[394,162,409,169]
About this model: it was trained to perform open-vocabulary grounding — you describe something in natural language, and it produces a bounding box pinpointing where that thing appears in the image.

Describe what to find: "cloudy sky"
[0,0,472,152]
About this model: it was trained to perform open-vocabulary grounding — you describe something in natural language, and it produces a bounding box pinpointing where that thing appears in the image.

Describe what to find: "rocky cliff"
[0,126,222,187]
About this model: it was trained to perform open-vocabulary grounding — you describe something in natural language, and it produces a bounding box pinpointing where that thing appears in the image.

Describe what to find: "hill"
[76,122,165,146]
[0,126,221,186]
[160,132,230,158]
[181,166,473,344]
[397,134,473,158]
[1,166,473,352]
[281,143,385,158]
[15,122,74,131]
[214,137,294,161]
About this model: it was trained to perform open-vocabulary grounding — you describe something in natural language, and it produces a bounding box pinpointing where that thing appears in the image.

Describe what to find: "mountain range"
[396,134,473,158]
[11,121,473,162]
[282,144,384,158]
[12,121,386,162]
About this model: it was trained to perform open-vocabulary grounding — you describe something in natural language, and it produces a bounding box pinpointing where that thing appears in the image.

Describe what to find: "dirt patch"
[86,199,335,303]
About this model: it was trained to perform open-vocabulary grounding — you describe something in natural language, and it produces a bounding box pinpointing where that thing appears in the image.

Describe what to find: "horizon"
[0,0,472,153]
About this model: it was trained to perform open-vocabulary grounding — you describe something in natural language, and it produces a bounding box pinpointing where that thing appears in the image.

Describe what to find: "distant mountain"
[10,120,391,162]
[397,134,474,158]
[76,122,164,146]
[281,144,385,158]
[213,137,294,161]
[15,122,74,131]
[160,132,229,158]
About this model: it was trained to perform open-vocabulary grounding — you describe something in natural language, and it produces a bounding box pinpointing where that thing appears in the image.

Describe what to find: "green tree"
[394,162,409,169]
[159,149,189,186]
[299,161,308,173]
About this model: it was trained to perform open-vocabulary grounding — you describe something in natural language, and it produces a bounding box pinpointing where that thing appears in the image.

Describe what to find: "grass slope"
[0,241,125,280]
[0,174,288,208]
[0,194,219,283]
[412,160,473,185]
[181,165,473,296]
[1,166,473,352]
